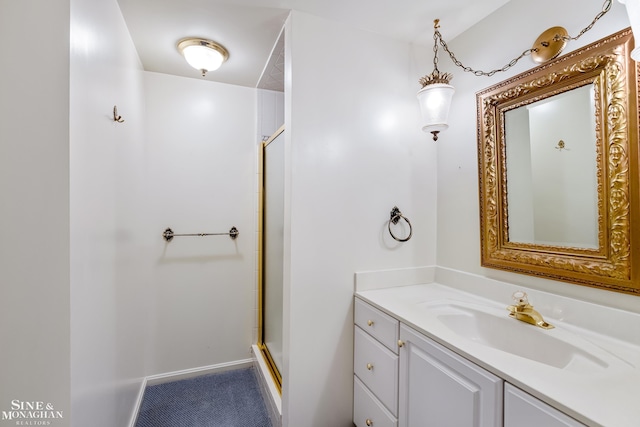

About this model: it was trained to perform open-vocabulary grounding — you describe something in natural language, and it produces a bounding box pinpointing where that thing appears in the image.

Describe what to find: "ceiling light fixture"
[418,0,614,141]
[177,37,229,77]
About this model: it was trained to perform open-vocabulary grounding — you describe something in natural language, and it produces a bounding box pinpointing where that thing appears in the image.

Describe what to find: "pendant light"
[416,19,454,141]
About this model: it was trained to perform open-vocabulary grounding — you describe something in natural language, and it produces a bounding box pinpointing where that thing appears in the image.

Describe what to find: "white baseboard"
[128,358,255,427]
[128,377,147,427]
[145,358,254,386]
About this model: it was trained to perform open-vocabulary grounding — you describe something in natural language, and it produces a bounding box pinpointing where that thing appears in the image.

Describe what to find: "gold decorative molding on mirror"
[477,28,640,295]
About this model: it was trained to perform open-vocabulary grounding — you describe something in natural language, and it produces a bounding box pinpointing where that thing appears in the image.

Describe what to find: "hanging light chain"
[419,19,453,87]
[560,0,612,42]
[432,0,612,77]
[433,20,441,74]
[436,28,536,77]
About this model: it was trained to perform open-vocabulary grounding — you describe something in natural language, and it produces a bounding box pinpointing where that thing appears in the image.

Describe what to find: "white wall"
[258,89,285,141]
[437,0,639,312]
[0,1,71,426]
[282,11,437,426]
[144,72,257,375]
[69,0,150,425]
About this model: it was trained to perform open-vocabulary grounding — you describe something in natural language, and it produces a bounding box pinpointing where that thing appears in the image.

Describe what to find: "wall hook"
[113,105,125,123]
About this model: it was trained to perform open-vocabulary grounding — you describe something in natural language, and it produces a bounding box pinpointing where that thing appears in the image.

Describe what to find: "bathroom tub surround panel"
[70,0,150,425]
[356,283,640,426]
[144,72,257,374]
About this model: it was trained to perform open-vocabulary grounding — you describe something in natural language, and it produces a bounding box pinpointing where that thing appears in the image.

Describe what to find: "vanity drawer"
[355,298,399,353]
[354,326,398,415]
[354,375,397,427]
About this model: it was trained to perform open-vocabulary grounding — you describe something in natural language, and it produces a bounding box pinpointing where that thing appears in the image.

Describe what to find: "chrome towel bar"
[162,227,239,242]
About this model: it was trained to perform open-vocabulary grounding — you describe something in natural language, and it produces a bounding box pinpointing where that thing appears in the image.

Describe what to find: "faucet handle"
[512,291,529,306]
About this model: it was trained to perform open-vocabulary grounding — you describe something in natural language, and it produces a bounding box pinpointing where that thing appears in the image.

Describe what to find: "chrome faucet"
[507,291,554,329]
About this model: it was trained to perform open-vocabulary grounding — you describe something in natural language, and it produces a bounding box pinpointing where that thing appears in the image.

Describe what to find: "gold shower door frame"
[258,125,285,394]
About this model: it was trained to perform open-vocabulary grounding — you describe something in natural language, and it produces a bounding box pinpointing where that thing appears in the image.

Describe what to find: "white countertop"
[355,283,640,427]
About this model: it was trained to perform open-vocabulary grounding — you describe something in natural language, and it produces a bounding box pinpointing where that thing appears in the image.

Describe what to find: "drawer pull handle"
[366,363,374,370]
[367,320,374,326]
[398,340,405,348]
[366,419,373,426]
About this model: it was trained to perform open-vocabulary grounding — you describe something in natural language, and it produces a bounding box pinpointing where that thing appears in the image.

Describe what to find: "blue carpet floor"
[135,367,272,427]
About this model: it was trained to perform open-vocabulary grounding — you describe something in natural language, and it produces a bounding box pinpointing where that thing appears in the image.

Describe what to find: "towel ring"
[388,206,413,242]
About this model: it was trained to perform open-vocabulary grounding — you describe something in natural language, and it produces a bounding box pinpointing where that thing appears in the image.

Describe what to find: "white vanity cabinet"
[504,384,585,427]
[353,298,588,427]
[398,324,503,427]
[354,298,502,427]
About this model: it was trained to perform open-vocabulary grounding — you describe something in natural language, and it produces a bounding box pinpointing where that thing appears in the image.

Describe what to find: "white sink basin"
[420,300,626,373]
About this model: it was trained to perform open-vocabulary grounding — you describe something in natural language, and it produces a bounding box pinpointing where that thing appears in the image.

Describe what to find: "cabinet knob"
[365,419,373,426]
[366,363,374,370]
[367,320,374,326]
[398,340,405,348]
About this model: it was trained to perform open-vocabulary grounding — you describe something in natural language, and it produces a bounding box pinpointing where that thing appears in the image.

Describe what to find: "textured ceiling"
[257,31,285,92]
[116,0,512,89]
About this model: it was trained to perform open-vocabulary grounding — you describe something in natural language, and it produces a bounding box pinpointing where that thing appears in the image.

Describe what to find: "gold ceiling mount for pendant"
[531,27,569,63]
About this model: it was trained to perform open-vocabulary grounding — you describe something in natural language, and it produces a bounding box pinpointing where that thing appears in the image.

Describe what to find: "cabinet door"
[504,384,585,427]
[399,325,503,427]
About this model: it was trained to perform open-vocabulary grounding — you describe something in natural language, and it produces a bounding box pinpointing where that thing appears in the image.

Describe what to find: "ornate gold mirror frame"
[477,28,640,295]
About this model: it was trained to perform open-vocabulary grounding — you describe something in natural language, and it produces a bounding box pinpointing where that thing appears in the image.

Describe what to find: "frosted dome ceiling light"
[177,38,229,77]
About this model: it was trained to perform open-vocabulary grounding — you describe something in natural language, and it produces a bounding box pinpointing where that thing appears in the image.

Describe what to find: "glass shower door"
[260,127,284,389]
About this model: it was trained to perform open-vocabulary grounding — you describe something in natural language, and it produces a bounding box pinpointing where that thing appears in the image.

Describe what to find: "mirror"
[477,28,640,295]
[504,84,599,249]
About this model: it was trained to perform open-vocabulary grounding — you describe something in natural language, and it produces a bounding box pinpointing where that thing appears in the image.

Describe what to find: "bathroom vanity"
[352,282,640,427]
[352,28,640,427]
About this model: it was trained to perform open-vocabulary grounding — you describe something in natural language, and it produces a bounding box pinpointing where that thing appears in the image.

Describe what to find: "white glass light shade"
[417,83,455,139]
[619,0,640,61]
[183,45,224,71]
[177,38,229,76]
